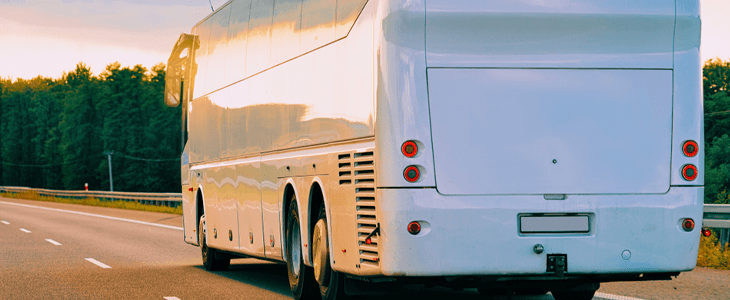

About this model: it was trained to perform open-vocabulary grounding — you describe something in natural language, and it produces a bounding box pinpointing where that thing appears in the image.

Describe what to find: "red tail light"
[402,141,418,158]
[681,218,695,232]
[404,166,420,182]
[407,221,421,235]
[682,140,698,157]
[681,164,698,181]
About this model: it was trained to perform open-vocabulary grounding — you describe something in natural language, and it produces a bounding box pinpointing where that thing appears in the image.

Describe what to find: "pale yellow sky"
[1,0,729,81]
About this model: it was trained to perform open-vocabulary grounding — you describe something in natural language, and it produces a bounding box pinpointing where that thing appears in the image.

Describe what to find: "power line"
[706,110,730,116]
[114,152,180,162]
[0,154,105,167]
[0,152,178,167]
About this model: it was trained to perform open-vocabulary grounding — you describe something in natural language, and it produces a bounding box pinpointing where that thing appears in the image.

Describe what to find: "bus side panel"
[671,0,703,186]
[374,0,436,188]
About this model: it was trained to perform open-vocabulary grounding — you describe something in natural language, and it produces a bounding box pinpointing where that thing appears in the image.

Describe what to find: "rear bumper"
[376,187,703,277]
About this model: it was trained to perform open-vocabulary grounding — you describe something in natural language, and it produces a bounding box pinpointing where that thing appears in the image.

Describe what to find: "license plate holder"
[519,214,590,234]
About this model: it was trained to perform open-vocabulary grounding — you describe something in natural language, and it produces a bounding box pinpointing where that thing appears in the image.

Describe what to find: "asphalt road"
[1,197,728,300]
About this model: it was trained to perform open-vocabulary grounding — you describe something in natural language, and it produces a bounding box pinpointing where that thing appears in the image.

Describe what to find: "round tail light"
[702,228,712,237]
[681,164,698,181]
[682,140,698,157]
[407,221,421,235]
[404,166,420,182]
[681,218,695,232]
[401,141,418,158]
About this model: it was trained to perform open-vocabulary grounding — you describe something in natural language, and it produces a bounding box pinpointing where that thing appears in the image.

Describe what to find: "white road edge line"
[594,292,645,300]
[45,239,62,246]
[1,220,9,225]
[85,258,112,269]
[0,201,183,231]
[19,228,31,233]
[163,297,181,300]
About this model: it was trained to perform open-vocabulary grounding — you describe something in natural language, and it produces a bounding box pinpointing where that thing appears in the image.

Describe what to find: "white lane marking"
[163,297,181,300]
[19,228,31,233]
[1,220,9,225]
[0,201,183,231]
[594,292,645,300]
[85,258,112,269]
[45,239,62,246]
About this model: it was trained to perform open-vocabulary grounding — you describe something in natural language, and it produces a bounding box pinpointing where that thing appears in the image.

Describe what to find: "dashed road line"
[1,220,9,225]
[85,258,112,269]
[45,239,62,246]
[19,228,31,233]
[595,292,645,300]
[163,297,181,300]
[0,201,183,231]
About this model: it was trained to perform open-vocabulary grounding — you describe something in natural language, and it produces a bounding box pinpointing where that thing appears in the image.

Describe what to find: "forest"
[1,59,730,201]
[0,63,181,193]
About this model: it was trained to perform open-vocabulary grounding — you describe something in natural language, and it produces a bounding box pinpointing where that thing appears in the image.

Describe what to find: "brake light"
[702,228,712,237]
[682,140,698,157]
[681,218,695,232]
[402,141,418,158]
[407,221,421,235]
[681,164,698,181]
[404,166,420,182]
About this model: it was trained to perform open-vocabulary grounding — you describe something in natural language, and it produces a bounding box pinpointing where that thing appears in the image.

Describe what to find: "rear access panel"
[427,68,672,195]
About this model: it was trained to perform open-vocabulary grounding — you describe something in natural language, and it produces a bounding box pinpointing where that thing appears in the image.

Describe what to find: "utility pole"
[105,151,114,192]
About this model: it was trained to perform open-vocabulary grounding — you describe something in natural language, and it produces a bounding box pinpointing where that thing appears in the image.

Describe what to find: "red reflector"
[681,218,695,232]
[373,257,378,262]
[702,228,712,237]
[401,141,418,158]
[682,140,699,157]
[404,166,420,183]
[366,238,371,244]
[188,187,194,192]
[407,221,421,235]
[681,164,698,181]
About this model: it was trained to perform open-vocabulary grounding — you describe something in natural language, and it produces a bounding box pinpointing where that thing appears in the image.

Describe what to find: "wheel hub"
[312,219,331,285]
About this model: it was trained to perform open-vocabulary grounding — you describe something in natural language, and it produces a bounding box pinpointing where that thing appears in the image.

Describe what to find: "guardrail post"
[721,229,729,251]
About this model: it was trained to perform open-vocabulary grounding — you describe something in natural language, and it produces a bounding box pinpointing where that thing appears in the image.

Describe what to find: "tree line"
[0,63,181,192]
[1,59,730,199]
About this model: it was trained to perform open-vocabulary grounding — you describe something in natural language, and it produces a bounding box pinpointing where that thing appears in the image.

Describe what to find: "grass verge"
[1,190,182,215]
[697,233,730,270]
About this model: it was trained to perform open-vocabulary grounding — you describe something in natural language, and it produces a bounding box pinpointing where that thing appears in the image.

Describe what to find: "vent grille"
[354,151,379,268]
[339,150,379,268]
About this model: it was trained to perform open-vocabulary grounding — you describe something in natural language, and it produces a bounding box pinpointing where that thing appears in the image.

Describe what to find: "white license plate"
[520,215,590,233]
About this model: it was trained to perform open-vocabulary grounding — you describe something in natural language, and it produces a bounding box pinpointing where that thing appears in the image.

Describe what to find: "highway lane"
[1,197,728,300]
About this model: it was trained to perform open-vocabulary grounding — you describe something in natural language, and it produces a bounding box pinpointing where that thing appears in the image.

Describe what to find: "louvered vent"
[353,151,378,268]
[338,154,352,185]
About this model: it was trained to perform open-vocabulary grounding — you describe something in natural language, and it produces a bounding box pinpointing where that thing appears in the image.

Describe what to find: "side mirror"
[164,33,197,107]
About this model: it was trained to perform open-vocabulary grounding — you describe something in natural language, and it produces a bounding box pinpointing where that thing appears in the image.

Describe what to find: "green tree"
[704,58,730,204]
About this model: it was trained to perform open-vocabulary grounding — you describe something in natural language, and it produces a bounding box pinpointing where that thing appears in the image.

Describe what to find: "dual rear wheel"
[286,196,346,300]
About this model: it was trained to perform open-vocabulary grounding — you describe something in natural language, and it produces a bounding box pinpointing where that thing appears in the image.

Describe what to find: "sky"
[1,0,729,81]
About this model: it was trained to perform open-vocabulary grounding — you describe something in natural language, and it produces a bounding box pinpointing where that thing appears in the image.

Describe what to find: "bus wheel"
[199,215,230,271]
[285,197,319,300]
[551,289,597,300]
[313,205,346,300]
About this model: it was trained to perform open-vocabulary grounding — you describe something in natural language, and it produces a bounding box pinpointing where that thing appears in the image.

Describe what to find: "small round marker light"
[404,166,420,182]
[681,164,698,181]
[407,221,421,235]
[681,218,695,232]
[702,228,712,237]
[682,140,698,157]
[402,141,418,158]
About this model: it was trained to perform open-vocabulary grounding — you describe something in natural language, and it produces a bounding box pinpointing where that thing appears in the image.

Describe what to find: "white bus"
[164,1,704,299]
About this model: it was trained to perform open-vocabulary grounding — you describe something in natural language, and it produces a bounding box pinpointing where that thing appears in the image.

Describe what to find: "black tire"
[199,215,230,271]
[551,290,597,300]
[313,206,347,300]
[285,196,319,300]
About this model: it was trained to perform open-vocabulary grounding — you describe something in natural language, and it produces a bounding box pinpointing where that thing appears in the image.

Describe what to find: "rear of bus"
[373,0,703,294]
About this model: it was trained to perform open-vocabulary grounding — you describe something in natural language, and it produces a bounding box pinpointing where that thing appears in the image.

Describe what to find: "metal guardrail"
[0,186,182,208]
[703,204,730,248]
